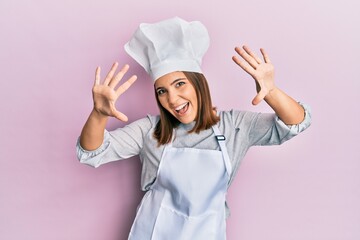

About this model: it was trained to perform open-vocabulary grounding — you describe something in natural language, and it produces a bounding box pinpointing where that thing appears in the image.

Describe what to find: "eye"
[156,88,166,96]
[175,81,185,87]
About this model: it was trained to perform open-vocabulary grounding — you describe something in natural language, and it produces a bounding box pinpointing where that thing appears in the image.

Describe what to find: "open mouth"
[175,102,189,115]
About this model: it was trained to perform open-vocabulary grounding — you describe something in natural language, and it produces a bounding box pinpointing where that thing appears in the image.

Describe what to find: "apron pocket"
[151,205,221,240]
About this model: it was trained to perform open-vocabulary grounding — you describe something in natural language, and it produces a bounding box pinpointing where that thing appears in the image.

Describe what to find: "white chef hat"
[124,17,210,81]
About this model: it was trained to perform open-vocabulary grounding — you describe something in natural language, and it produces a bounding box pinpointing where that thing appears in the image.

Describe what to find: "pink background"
[1,0,359,239]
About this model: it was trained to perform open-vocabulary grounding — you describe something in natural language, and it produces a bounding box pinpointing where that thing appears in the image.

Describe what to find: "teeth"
[175,103,188,111]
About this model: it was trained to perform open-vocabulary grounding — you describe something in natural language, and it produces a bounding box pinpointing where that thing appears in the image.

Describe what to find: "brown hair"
[153,71,219,145]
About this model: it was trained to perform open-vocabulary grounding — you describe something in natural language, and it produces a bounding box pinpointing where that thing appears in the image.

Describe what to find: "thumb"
[113,110,129,122]
[252,90,267,105]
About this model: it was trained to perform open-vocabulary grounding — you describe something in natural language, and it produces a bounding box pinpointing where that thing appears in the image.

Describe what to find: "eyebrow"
[155,78,187,91]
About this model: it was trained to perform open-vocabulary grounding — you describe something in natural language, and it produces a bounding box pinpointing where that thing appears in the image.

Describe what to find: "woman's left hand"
[232,45,275,105]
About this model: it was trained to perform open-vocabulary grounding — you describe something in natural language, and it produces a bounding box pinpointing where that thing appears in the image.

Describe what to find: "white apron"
[128,125,232,240]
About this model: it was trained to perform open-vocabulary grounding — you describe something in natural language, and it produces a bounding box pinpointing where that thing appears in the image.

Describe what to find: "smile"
[174,102,189,115]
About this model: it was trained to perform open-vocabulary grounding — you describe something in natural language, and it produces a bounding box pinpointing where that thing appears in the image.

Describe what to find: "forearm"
[79,109,109,151]
[264,87,305,125]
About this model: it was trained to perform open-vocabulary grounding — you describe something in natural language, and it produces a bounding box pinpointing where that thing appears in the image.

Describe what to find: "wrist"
[264,86,278,101]
[91,108,109,122]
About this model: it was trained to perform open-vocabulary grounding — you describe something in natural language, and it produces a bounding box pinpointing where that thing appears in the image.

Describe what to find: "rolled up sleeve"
[249,103,312,146]
[76,130,112,168]
[76,117,153,168]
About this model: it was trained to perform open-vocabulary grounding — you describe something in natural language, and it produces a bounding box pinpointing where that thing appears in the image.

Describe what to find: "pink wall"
[1,0,359,239]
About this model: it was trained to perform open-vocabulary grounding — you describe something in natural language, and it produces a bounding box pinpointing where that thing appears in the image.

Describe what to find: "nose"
[167,89,178,106]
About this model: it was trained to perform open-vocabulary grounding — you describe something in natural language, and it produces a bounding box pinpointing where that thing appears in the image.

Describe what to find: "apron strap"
[212,125,232,178]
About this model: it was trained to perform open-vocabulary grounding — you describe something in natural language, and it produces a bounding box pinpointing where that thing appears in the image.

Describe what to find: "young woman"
[77,17,311,240]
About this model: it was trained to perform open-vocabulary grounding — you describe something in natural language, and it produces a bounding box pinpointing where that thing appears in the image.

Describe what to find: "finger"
[234,46,259,69]
[113,110,129,122]
[109,64,130,88]
[260,48,271,63]
[243,45,262,64]
[252,90,267,105]
[232,56,256,75]
[115,75,138,96]
[109,104,129,122]
[104,62,119,85]
[94,66,101,86]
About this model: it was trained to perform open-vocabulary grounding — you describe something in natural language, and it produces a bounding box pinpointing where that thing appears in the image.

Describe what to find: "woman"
[77,17,311,239]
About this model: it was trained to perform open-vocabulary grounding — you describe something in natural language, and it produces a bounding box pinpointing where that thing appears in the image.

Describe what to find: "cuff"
[76,130,111,162]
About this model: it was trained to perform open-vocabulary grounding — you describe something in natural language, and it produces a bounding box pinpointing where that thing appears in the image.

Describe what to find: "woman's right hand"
[93,62,137,122]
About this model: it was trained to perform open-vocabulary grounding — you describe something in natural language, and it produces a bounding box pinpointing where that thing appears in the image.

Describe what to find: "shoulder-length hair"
[153,71,219,145]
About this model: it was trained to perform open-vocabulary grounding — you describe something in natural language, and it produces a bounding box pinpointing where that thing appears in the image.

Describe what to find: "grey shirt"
[77,104,311,191]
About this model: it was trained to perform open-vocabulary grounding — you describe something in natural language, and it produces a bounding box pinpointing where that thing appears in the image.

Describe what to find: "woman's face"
[155,71,198,124]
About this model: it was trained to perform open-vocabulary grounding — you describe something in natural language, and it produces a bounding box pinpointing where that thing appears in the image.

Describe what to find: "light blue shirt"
[77,104,311,191]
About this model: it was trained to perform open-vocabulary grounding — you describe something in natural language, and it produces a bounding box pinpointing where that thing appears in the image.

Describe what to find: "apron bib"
[128,125,232,240]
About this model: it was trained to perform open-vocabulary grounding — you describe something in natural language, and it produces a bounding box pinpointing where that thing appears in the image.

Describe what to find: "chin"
[178,116,196,124]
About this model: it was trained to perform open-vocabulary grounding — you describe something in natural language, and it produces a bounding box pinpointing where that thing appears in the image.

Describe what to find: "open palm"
[232,45,275,105]
[93,62,137,121]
